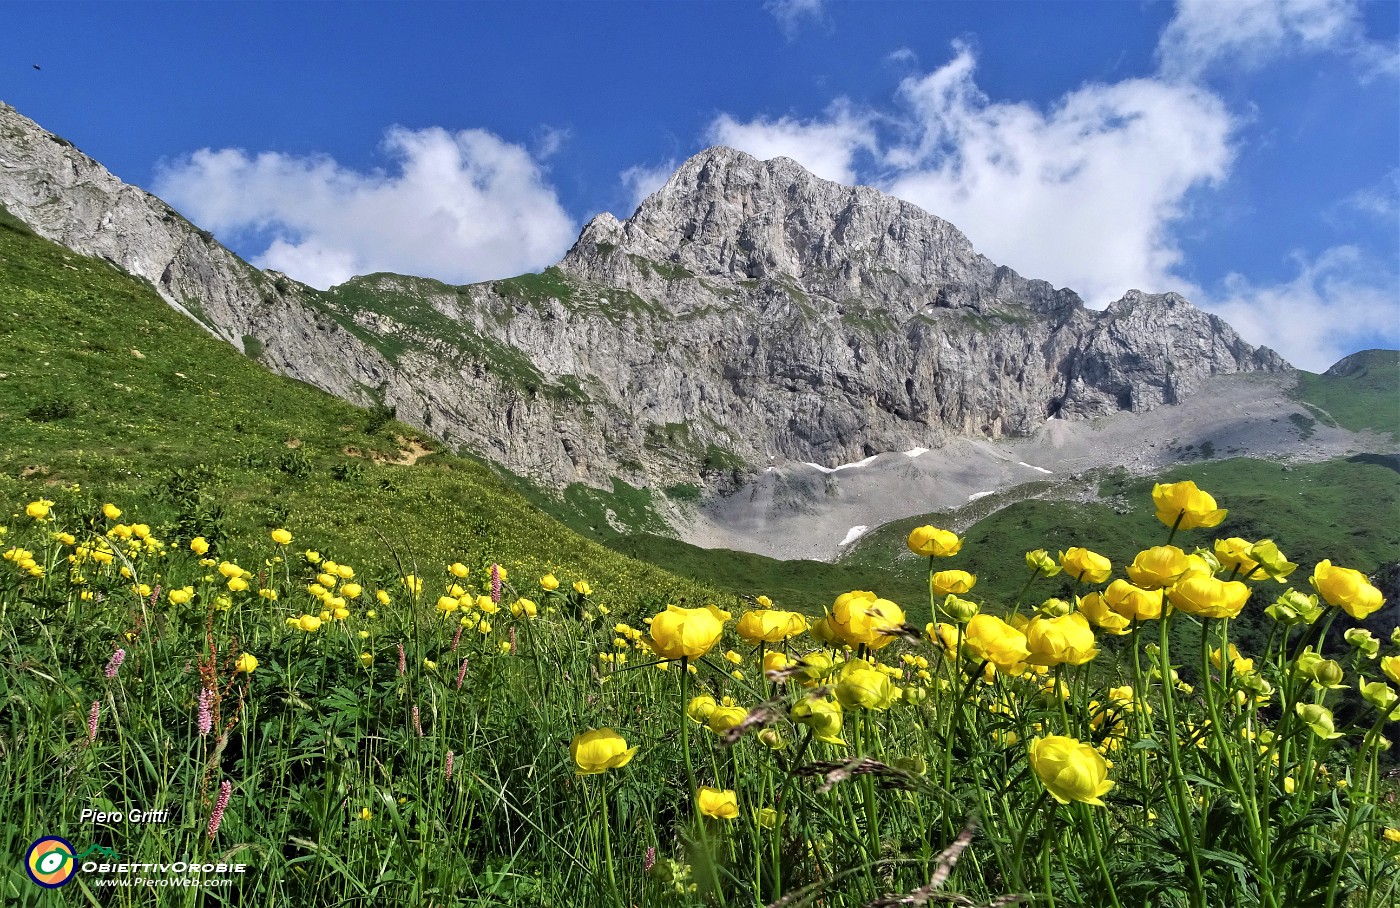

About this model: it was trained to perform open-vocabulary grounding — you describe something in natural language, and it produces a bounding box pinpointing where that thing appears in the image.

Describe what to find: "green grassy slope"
[843,456,1400,615]
[1293,349,1400,440]
[0,206,718,614]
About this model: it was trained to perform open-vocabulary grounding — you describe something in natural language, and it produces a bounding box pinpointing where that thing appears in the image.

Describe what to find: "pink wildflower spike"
[104,649,126,680]
[397,642,406,676]
[491,564,501,604]
[445,750,455,782]
[455,658,469,690]
[149,584,161,606]
[508,626,517,655]
[87,700,100,742]
[450,624,463,652]
[207,780,232,840]
[643,846,656,873]
[197,687,213,737]
[412,705,423,737]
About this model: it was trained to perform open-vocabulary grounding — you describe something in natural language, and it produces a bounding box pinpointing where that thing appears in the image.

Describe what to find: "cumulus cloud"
[708,103,876,184]
[619,160,678,210]
[1207,246,1400,372]
[707,45,1233,306]
[153,126,577,290]
[764,0,827,40]
[884,47,1233,306]
[1157,0,1397,80]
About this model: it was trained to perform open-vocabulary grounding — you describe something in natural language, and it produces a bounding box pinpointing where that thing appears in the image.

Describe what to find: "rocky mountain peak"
[562,145,1081,317]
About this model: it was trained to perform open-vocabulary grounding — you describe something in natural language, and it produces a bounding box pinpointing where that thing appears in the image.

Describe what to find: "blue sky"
[2,0,1396,371]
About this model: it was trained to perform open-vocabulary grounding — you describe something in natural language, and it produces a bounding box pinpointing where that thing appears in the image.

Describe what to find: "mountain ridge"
[0,101,1290,500]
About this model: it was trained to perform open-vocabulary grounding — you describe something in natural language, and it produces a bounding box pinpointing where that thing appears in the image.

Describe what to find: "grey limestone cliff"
[0,102,1289,493]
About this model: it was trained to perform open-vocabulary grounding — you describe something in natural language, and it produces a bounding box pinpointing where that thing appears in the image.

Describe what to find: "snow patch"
[1018,461,1053,474]
[802,454,880,474]
[904,447,929,457]
[968,491,996,501]
[839,525,869,546]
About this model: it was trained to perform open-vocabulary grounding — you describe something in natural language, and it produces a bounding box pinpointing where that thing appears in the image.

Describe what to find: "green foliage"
[242,333,265,361]
[1294,350,1400,440]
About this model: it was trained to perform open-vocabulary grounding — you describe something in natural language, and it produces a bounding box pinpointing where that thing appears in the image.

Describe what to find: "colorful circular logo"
[25,836,77,888]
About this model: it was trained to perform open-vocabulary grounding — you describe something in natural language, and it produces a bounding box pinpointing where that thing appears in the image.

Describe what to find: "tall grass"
[3,479,1397,906]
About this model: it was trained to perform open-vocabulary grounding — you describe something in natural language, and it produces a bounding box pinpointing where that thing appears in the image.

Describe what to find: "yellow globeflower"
[234,653,259,673]
[341,583,362,599]
[763,651,790,674]
[570,728,637,775]
[907,525,962,557]
[706,704,748,735]
[297,615,322,632]
[1025,613,1099,666]
[927,621,960,658]
[962,614,1030,674]
[1029,735,1115,806]
[1102,579,1162,622]
[1059,548,1112,584]
[648,605,728,660]
[736,609,809,643]
[102,503,122,520]
[227,577,249,592]
[573,580,592,596]
[1382,655,1400,686]
[270,528,292,545]
[168,587,195,605]
[929,570,976,597]
[1247,540,1297,581]
[449,562,470,578]
[1359,679,1398,715]
[790,696,846,744]
[696,787,739,819]
[359,651,374,667]
[1153,480,1227,530]
[686,694,718,724]
[1078,591,1132,635]
[1168,575,1251,619]
[304,550,321,564]
[829,591,905,650]
[540,573,559,591]
[190,537,210,556]
[510,597,538,618]
[834,659,899,710]
[25,499,54,520]
[1026,549,1062,577]
[1126,546,1191,590]
[359,807,373,821]
[1385,828,1400,843]
[1310,560,1385,619]
[1213,538,1258,577]
[1296,703,1343,740]
[402,574,423,596]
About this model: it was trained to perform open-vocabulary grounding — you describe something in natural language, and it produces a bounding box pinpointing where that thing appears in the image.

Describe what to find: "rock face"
[0,103,1289,492]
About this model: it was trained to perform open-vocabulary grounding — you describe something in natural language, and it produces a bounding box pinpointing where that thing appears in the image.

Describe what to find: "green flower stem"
[1079,802,1123,908]
[1156,599,1207,908]
[679,657,726,908]
[597,780,622,908]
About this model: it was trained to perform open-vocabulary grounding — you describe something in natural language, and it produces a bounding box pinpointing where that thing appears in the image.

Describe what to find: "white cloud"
[1207,246,1399,371]
[708,103,876,184]
[619,160,678,210]
[764,0,827,40]
[1337,169,1400,222]
[707,45,1233,306]
[153,126,577,290]
[1157,0,1396,80]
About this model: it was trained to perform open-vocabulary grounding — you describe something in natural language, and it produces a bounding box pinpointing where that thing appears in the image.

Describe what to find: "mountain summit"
[0,103,1287,493]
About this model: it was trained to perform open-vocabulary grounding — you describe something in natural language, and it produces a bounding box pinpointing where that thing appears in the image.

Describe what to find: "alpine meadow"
[1,6,1399,905]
